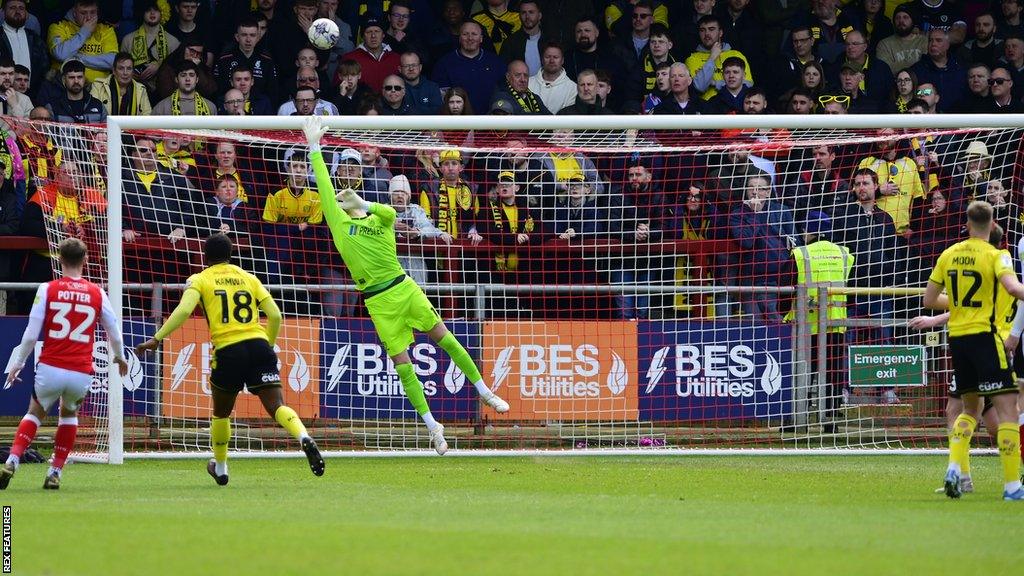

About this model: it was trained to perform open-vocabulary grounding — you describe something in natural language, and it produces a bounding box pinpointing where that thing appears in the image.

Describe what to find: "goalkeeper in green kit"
[303,118,509,455]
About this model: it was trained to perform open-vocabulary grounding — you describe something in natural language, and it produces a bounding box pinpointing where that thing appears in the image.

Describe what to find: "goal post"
[58,113,1023,459]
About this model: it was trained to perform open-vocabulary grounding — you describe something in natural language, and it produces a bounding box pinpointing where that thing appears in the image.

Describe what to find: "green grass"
[2,456,1023,575]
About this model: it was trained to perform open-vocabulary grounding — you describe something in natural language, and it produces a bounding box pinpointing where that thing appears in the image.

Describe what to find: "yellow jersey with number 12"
[185,263,273,349]
[928,237,1015,337]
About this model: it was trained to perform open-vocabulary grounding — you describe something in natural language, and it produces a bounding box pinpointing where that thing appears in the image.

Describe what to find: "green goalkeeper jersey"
[311,150,406,292]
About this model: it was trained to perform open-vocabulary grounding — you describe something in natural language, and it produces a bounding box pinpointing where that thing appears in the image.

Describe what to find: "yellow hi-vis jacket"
[784,240,853,334]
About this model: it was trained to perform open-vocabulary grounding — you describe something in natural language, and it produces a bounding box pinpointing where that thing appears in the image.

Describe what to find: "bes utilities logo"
[490,344,628,398]
[325,342,465,398]
[482,321,639,420]
[644,344,783,399]
[160,318,320,419]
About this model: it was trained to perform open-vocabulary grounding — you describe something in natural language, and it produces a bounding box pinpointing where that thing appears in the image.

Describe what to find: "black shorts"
[948,332,1016,398]
[210,338,281,394]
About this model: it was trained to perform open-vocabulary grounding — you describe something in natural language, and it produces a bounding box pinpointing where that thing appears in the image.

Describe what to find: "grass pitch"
[2,455,1022,575]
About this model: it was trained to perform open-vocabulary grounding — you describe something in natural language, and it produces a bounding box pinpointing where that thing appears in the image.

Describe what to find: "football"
[308,18,340,50]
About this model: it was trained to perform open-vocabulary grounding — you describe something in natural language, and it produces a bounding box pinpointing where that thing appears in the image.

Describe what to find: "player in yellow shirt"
[924,201,1024,500]
[911,224,1013,494]
[136,234,324,485]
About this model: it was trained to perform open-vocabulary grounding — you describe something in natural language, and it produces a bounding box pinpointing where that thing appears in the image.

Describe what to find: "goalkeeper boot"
[429,424,449,456]
[960,476,975,494]
[42,471,60,490]
[482,392,510,413]
[0,462,15,490]
[943,468,962,499]
[206,459,229,486]
[301,437,325,477]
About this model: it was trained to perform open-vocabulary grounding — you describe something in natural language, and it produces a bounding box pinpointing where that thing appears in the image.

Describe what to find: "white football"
[308,18,340,50]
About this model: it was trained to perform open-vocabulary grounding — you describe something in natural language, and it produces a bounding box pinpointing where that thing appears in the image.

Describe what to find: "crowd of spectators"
[0,0,1021,330]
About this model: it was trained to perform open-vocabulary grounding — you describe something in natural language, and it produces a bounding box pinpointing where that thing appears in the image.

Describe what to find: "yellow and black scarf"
[503,79,542,113]
[643,52,677,91]
[131,25,169,65]
[108,76,137,115]
[436,180,474,237]
[171,90,211,116]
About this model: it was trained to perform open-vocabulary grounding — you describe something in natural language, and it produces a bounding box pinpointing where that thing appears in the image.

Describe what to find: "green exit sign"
[848,346,926,388]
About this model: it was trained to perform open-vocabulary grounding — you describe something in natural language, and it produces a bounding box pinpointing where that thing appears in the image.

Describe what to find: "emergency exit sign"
[848,346,926,388]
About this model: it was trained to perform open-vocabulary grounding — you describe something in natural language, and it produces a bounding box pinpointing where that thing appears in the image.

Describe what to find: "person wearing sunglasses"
[913,82,940,113]
[985,66,1023,112]
[378,74,413,115]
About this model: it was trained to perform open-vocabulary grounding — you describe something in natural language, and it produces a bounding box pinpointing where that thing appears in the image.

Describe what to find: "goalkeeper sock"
[396,362,431,417]
[948,413,976,474]
[211,417,231,468]
[998,422,1022,491]
[51,417,78,470]
[274,406,310,442]
[8,414,41,468]
[437,333,489,396]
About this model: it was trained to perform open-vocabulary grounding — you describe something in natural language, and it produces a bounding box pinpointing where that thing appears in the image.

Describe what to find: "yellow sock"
[274,406,308,441]
[997,423,1021,485]
[948,414,976,472]
[211,417,231,463]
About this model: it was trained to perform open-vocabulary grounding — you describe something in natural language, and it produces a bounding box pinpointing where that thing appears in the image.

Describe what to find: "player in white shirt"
[0,238,127,490]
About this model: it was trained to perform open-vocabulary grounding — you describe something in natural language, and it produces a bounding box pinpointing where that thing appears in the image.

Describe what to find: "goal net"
[15,115,1024,459]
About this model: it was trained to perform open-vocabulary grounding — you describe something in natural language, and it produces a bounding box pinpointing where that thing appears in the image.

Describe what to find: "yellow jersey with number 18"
[928,237,1015,337]
[184,263,273,349]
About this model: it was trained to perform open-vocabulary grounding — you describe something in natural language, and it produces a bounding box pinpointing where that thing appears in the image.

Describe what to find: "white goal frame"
[101,114,1024,462]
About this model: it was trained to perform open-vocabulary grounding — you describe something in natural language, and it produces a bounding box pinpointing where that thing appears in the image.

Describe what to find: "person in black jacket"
[44,60,106,123]
[0,0,48,99]
[832,168,901,346]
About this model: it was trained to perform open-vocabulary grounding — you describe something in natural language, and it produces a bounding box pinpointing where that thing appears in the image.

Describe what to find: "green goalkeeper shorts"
[365,276,443,356]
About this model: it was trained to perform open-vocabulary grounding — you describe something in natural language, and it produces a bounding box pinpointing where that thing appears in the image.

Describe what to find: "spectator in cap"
[836,62,878,113]
[876,5,927,74]
[0,0,50,98]
[338,13,401,94]
[479,169,535,313]
[45,59,107,122]
[46,0,117,84]
[417,148,482,243]
[390,173,450,284]
[120,0,179,93]
[152,59,218,114]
